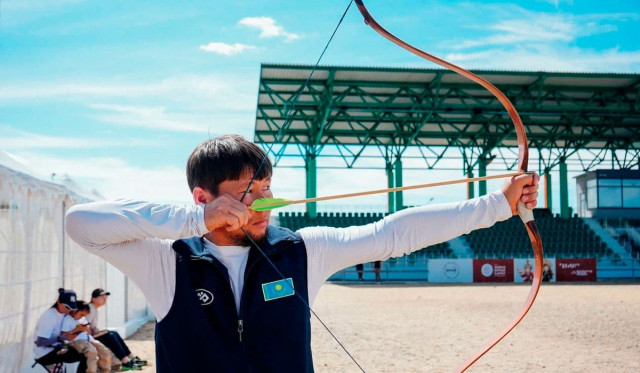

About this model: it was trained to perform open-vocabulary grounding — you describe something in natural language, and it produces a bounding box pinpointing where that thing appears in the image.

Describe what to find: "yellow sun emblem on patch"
[262,278,295,301]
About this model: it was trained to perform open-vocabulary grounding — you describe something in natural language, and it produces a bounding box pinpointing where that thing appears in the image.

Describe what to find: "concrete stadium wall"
[0,165,152,373]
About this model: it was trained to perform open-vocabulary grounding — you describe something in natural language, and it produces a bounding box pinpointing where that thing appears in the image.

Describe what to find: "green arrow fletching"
[250,198,292,211]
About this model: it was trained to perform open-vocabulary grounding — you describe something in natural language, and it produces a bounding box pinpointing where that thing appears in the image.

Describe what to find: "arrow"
[251,171,524,211]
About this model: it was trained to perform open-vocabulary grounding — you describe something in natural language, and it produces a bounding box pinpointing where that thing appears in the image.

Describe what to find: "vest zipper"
[194,255,248,346]
[237,251,267,346]
[237,319,244,342]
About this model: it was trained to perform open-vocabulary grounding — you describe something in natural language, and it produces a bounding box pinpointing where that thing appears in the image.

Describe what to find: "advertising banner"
[556,258,597,281]
[428,259,473,283]
[514,258,556,283]
[473,259,514,282]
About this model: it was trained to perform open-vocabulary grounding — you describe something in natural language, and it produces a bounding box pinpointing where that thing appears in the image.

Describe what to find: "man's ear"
[192,187,214,205]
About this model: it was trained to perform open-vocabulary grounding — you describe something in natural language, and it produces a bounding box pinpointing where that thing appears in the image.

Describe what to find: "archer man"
[66,134,539,372]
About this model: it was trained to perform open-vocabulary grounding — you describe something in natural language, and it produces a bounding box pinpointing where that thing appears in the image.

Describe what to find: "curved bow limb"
[353,1,544,371]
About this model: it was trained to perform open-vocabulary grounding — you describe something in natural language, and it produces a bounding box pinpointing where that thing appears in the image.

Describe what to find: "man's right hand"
[203,195,252,232]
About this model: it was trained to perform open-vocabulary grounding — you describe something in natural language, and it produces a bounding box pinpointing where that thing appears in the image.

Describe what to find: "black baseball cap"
[91,288,111,298]
[58,288,78,311]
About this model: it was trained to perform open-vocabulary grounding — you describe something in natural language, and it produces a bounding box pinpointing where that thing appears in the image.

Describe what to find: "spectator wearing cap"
[33,288,87,371]
[87,288,147,369]
[85,288,109,335]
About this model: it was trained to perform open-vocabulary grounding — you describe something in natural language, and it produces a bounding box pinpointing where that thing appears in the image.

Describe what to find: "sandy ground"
[126,282,640,372]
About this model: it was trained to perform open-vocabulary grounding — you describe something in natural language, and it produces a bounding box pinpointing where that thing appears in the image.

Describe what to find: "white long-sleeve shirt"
[65,191,512,322]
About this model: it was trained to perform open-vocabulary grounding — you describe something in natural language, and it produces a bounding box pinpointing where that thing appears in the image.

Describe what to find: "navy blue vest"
[155,226,313,373]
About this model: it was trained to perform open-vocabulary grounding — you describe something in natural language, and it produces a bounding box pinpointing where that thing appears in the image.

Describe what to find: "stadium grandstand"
[254,64,640,282]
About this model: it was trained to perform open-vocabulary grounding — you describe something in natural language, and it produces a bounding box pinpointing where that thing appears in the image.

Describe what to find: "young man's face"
[93,294,107,307]
[72,310,89,320]
[211,171,273,246]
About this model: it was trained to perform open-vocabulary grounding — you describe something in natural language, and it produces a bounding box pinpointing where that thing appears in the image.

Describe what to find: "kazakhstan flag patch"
[262,278,295,301]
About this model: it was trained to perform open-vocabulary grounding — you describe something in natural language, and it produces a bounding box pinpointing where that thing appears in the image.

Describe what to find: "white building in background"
[0,150,151,373]
[575,169,640,219]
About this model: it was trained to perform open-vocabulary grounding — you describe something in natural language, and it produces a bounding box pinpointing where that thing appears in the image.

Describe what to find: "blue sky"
[1,0,639,210]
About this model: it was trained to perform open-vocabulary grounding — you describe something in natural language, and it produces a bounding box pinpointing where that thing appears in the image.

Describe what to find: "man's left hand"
[502,172,540,215]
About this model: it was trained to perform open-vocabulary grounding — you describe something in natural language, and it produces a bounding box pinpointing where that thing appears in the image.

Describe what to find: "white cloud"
[0,83,135,100]
[445,46,640,72]
[0,127,161,149]
[18,151,193,203]
[0,74,258,134]
[88,104,217,133]
[199,42,256,56]
[3,0,84,11]
[436,6,640,72]
[0,74,256,111]
[536,0,573,8]
[238,17,300,42]
[2,0,89,29]
[452,16,575,49]
[446,7,638,51]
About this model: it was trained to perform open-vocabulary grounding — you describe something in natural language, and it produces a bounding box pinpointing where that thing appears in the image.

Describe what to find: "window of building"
[623,179,640,208]
[598,178,622,208]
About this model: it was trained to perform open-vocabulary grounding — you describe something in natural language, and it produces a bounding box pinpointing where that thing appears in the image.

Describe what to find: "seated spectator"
[86,288,147,369]
[33,288,87,372]
[61,301,114,373]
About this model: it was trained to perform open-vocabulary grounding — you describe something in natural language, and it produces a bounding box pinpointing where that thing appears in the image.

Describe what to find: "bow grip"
[517,201,534,223]
[517,171,535,223]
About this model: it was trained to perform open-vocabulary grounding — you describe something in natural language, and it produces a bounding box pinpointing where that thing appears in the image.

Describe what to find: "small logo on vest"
[195,289,214,306]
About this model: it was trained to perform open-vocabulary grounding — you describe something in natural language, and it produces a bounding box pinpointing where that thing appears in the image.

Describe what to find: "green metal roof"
[254,63,640,171]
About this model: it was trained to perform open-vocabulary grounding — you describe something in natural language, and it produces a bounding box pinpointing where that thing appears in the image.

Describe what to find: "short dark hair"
[187,135,272,195]
[76,300,90,312]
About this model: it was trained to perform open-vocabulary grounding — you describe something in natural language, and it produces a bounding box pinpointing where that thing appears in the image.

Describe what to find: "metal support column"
[479,156,487,196]
[386,161,395,213]
[559,159,569,218]
[544,169,553,212]
[305,152,317,218]
[467,167,475,200]
[394,158,403,210]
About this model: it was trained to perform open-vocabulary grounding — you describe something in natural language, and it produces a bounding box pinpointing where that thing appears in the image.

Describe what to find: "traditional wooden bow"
[353,1,544,371]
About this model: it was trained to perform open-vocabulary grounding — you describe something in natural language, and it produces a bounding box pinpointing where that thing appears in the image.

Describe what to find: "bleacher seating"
[616,233,640,258]
[600,218,640,228]
[279,209,613,259]
[278,211,387,231]
[465,208,612,258]
[278,211,453,258]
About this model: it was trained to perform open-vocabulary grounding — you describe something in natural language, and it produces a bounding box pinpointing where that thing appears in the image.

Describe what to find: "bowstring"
[239,1,366,372]
[240,228,366,372]
[240,0,354,203]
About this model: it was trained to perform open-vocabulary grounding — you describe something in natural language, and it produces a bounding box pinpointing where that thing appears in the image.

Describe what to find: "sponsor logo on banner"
[481,263,494,277]
[428,259,473,283]
[443,262,460,279]
[556,258,597,281]
[473,259,514,282]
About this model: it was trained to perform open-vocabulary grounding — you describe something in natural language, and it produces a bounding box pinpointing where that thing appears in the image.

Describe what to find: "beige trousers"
[69,339,112,373]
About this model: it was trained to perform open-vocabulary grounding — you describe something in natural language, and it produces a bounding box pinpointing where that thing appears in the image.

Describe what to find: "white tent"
[0,150,150,372]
